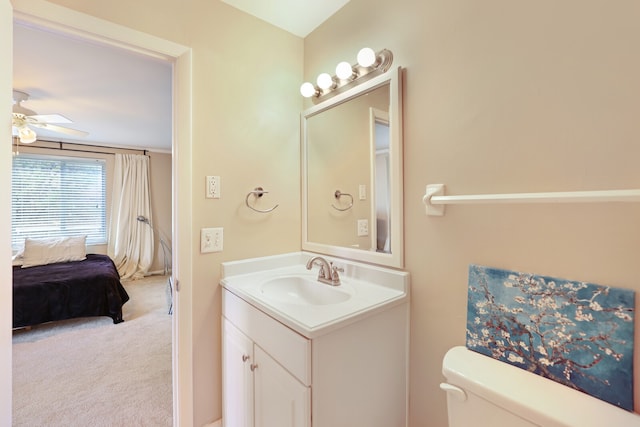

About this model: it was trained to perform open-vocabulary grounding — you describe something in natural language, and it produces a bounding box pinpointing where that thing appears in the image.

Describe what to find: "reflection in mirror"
[302,67,403,268]
[372,107,390,253]
[306,84,388,249]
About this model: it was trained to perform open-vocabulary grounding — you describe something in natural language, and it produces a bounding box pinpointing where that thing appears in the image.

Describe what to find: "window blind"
[12,154,107,250]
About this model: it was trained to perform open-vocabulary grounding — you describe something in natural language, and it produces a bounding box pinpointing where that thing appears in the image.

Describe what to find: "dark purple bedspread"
[13,254,129,328]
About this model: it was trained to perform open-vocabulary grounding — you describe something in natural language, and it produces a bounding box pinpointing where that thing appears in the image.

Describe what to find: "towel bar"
[423,184,640,216]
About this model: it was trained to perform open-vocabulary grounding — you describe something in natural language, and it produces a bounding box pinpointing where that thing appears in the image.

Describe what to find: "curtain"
[108,154,153,280]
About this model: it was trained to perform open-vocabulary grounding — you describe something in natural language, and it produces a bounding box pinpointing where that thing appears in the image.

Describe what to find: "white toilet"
[441,346,640,427]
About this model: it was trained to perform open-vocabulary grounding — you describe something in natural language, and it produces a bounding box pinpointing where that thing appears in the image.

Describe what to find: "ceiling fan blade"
[30,122,89,137]
[28,114,72,124]
[13,104,37,116]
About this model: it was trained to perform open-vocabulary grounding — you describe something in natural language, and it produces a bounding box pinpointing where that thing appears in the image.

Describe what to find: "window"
[12,154,107,250]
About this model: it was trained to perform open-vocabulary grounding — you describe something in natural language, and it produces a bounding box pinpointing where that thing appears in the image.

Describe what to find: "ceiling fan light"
[18,126,37,144]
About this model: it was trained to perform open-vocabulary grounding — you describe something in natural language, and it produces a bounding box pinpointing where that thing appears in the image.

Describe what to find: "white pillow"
[12,248,24,266]
[21,236,87,268]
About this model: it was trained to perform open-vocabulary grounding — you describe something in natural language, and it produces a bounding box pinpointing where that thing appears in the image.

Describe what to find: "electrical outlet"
[206,176,220,199]
[357,219,368,236]
[201,227,223,253]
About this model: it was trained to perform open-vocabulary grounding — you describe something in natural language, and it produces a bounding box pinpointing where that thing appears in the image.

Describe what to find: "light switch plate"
[201,227,223,253]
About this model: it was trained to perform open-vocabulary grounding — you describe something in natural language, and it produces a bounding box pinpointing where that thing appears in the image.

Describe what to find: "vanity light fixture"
[335,61,356,80]
[300,82,318,98]
[316,73,336,90]
[356,47,377,68]
[300,47,393,101]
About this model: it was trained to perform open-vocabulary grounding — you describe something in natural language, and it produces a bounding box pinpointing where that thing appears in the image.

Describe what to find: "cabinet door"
[223,319,254,427]
[254,345,310,427]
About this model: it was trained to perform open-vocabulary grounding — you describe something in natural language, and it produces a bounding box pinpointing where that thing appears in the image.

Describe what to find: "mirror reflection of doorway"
[371,108,390,253]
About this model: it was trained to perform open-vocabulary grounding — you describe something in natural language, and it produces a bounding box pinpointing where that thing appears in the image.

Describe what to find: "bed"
[13,253,130,328]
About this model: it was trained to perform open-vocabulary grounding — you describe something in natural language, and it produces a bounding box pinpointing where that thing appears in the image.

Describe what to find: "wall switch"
[357,219,369,237]
[206,176,220,199]
[201,227,223,253]
[359,184,367,200]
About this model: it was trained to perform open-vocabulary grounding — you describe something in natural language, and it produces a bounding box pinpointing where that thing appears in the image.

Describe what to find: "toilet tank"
[441,346,640,427]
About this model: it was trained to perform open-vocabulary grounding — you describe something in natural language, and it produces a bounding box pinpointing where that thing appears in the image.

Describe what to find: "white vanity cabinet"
[223,318,310,427]
[222,319,254,427]
[222,286,409,427]
[222,291,311,427]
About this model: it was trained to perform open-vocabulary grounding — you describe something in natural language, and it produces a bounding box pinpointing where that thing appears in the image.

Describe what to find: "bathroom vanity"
[220,252,410,427]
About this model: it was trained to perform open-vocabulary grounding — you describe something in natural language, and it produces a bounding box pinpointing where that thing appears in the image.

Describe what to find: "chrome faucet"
[305,256,343,286]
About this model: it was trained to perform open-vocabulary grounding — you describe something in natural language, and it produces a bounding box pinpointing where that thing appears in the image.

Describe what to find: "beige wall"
[148,151,172,273]
[44,1,303,425]
[22,1,640,426]
[305,1,640,426]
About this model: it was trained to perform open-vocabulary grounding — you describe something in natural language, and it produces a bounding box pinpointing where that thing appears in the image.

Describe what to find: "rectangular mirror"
[302,67,403,268]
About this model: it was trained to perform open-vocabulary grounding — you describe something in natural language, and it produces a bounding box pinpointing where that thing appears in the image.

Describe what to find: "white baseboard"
[146,269,172,276]
[202,420,222,427]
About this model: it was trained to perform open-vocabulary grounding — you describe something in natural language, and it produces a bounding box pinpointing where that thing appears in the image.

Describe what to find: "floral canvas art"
[466,265,635,410]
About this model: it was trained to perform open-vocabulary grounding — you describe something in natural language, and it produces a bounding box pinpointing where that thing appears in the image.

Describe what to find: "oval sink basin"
[260,275,352,306]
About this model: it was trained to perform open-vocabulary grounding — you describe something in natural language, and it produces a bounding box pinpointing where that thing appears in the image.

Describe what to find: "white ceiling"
[13,22,173,152]
[220,0,350,38]
[13,2,348,152]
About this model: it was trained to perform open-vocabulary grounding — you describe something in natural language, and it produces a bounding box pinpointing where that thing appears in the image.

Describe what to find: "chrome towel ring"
[331,190,354,211]
[246,187,279,213]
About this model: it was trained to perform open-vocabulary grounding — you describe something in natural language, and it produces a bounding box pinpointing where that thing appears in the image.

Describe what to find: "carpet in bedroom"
[12,274,172,427]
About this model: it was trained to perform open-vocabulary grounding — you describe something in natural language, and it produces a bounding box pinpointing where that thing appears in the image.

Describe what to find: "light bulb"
[300,82,316,98]
[335,61,354,80]
[18,127,37,144]
[316,73,334,90]
[357,47,377,68]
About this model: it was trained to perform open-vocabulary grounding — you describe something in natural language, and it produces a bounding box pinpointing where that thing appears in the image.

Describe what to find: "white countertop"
[220,252,410,338]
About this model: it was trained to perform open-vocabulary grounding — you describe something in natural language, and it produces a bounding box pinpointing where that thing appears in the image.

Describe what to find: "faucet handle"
[312,260,328,272]
[310,260,330,279]
[329,262,344,284]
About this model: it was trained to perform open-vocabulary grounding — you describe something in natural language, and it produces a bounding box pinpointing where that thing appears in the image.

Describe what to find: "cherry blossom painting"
[466,264,635,410]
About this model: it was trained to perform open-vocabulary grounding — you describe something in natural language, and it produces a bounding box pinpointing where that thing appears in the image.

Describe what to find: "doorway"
[4,2,193,425]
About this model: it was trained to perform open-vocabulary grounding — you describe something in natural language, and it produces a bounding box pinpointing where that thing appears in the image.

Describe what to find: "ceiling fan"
[12,89,88,144]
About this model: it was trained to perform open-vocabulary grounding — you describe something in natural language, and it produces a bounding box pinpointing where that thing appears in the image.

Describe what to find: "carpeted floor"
[12,274,173,427]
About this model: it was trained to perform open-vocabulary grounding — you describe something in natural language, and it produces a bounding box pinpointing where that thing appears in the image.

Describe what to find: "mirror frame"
[301,67,404,268]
